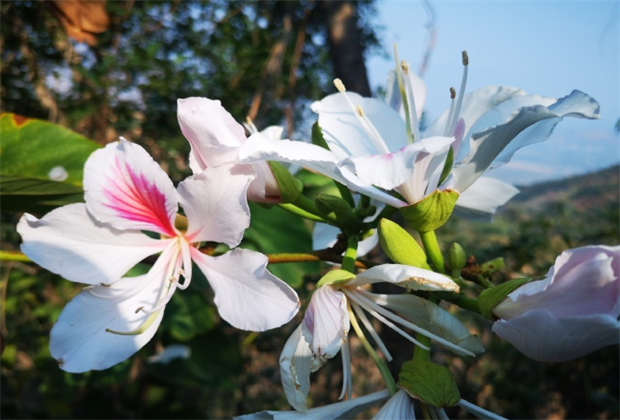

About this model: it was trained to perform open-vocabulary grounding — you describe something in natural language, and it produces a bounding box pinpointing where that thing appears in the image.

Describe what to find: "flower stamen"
[446,51,469,136]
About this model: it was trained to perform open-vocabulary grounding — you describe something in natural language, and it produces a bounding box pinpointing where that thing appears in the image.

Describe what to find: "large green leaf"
[0,113,100,214]
[242,203,318,289]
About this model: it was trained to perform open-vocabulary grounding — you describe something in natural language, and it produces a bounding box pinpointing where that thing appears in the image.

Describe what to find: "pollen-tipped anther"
[334,78,346,93]
[450,87,456,99]
[462,50,469,66]
[400,60,410,74]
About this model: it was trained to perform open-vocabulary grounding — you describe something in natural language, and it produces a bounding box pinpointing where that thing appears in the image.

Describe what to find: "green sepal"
[437,147,454,186]
[268,161,303,203]
[447,242,467,272]
[400,189,459,233]
[481,257,505,276]
[315,193,359,227]
[311,121,330,150]
[317,269,356,287]
[479,278,535,320]
[398,360,461,407]
[378,218,430,270]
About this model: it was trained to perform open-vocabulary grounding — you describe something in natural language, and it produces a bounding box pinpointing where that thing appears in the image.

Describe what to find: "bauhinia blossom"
[238,53,600,220]
[279,265,484,411]
[18,139,299,372]
[492,245,620,362]
[177,97,282,203]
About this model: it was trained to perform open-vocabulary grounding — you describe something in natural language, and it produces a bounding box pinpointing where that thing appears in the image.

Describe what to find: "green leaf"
[378,218,430,269]
[400,189,459,233]
[242,203,318,288]
[0,113,100,214]
[398,360,461,407]
[0,175,85,214]
[479,277,535,319]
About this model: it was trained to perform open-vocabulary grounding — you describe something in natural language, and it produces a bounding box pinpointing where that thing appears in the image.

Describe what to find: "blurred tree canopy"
[1,0,380,180]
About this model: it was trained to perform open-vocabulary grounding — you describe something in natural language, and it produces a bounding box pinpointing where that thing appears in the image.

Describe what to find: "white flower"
[492,245,620,362]
[238,54,599,221]
[18,139,299,372]
[279,265,483,410]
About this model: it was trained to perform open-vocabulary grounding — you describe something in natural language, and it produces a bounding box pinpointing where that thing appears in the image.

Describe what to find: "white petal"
[247,160,281,203]
[49,251,172,372]
[18,203,167,285]
[312,92,408,159]
[424,86,525,139]
[450,90,600,192]
[235,390,390,420]
[495,246,620,319]
[373,389,416,420]
[350,264,459,292]
[83,139,178,236]
[457,399,507,420]
[146,344,191,364]
[492,310,620,362]
[366,293,484,354]
[191,248,300,331]
[451,177,519,221]
[177,163,254,247]
[301,284,349,370]
[260,125,284,140]
[239,133,346,184]
[348,136,452,192]
[177,97,245,171]
[279,325,312,411]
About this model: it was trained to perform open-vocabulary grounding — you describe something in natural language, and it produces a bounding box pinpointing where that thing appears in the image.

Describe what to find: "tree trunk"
[321,0,371,97]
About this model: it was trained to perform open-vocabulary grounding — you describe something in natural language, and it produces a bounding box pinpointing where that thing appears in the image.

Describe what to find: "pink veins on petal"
[103,157,176,236]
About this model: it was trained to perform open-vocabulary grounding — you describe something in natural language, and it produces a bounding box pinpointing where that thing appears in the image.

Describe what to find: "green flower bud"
[448,242,467,273]
[378,218,430,270]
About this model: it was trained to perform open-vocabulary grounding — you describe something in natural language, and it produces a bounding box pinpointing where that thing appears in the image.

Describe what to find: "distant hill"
[503,164,619,213]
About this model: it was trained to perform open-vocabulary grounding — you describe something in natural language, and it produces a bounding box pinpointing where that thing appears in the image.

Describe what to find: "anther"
[400,60,410,74]
[462,50,469,66]
[355,106,364,117]
[135,306,144,314]
[333,78,346,93]
[450,87,456,99]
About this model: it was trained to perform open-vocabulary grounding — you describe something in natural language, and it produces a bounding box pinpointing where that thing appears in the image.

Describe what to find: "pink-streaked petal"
[311,92,408,159]
[350,264,459,292]
[178,163,254,247]
[280,325,312,411]
[451,177,519,221]
[373,389,416,420]
[191,248,300,331]
[301,284,349,370]
[177,97,246,171]
[235,390,390,420]
[492,310,620,363]
[18,203,168,285]
[84,139,178,236]
[49,251,173,372]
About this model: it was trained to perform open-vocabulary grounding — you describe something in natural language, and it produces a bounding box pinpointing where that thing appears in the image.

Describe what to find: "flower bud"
[447,242,467,273]
[378,218,430,270]
[315,194,359,227]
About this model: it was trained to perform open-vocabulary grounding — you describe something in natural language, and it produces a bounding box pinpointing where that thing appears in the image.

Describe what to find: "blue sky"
[366,0,619,185]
